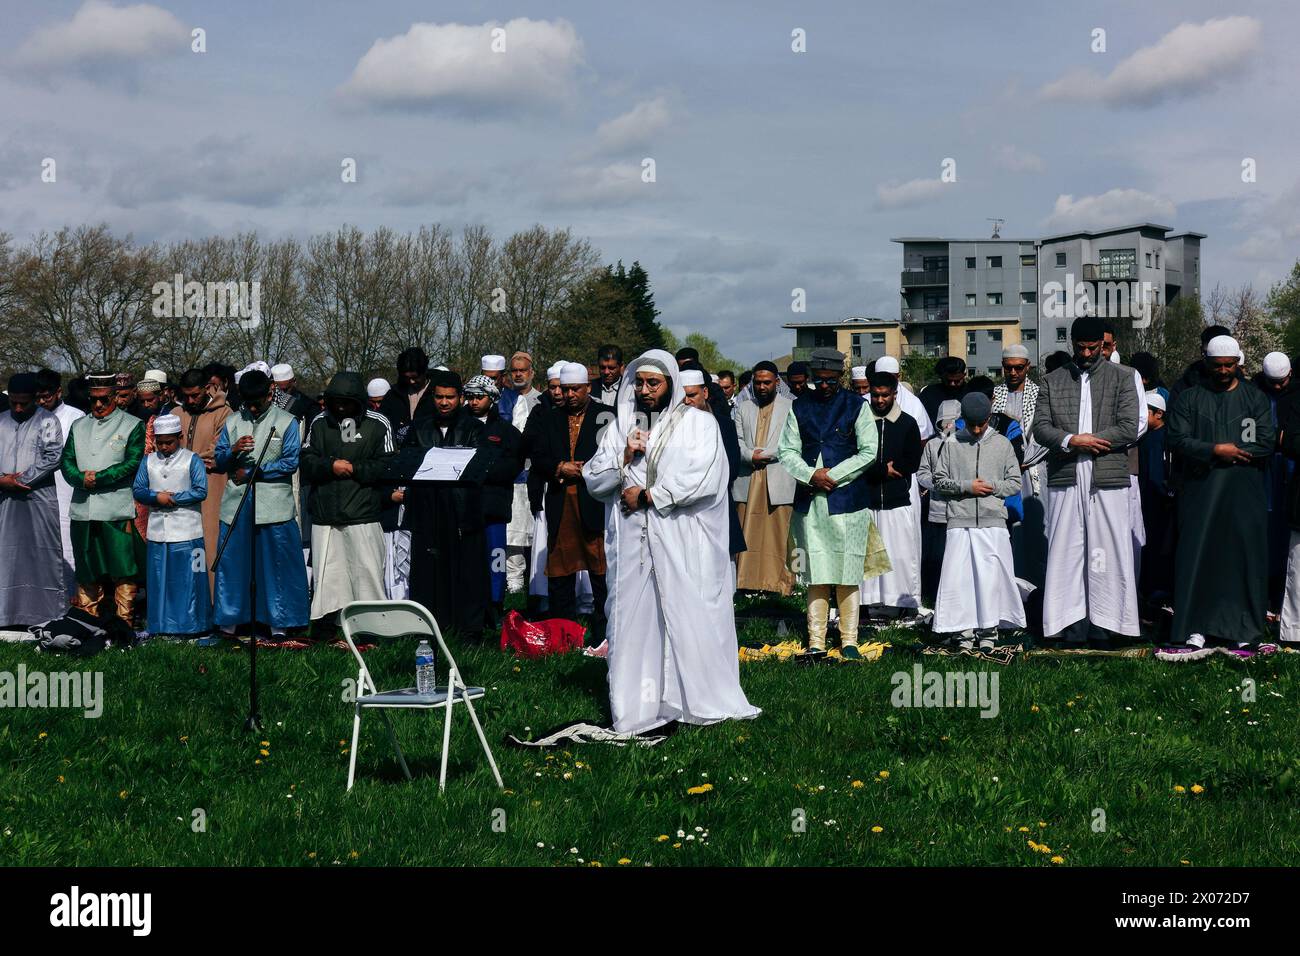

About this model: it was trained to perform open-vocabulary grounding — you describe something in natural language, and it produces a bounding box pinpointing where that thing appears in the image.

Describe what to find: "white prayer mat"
[505,720,675,749]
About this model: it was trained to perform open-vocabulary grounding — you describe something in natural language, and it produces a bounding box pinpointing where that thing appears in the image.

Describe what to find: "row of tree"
[0,223,690,390]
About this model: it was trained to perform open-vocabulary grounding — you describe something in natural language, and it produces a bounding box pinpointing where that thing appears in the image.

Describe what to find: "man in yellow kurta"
[777,348,886,659]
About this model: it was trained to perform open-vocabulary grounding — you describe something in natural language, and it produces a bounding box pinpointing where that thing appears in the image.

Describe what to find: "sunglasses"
[811,377,839,387]
[89,395,114,405]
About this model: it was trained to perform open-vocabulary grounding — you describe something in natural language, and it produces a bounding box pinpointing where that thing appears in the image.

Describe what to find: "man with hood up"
[584,349,761,734]
[301,371,396,636]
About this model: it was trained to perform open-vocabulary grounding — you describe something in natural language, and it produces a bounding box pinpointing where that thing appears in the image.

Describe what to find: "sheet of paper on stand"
[412,446,478,481]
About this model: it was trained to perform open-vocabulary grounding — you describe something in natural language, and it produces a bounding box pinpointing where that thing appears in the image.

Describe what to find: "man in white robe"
[1101,326,1149,579]
[584,350,761,734]
[35,369,84,597]
[1032,317,1141,646]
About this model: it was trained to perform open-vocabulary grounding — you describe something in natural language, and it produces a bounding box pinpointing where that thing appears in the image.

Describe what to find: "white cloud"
[993,144,1044,174]
[1043,189,1176,231]
[14,0,187,71]
[874,177,947,210]
[541,162,649,208]
[1040,16,1261,108]
[595,97,672,152]
[338,17,583,113]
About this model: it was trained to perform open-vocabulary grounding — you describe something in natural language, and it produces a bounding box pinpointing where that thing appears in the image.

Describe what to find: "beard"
[636,391,670,415]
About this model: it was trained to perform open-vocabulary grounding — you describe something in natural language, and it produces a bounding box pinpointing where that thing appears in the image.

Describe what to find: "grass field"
[3,595,1299,867]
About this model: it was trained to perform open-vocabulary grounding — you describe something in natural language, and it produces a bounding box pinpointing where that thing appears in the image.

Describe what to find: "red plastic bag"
[499,610,587,658]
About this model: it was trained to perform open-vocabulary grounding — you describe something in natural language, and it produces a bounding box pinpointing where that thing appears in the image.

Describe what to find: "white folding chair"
[339,600,504,793]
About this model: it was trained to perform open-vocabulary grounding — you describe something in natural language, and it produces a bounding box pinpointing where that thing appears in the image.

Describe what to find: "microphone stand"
[213,424,278,732]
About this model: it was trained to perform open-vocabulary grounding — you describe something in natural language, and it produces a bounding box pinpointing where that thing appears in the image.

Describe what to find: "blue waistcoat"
[790,388,871,515]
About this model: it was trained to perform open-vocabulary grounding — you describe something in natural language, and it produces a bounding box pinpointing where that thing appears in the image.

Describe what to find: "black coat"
[394,409,487,532]
[1278,389,1300,531]
[379,385,438,437]
[522,392,556,515]
[527,397,614,547]
[706,383,746,555]
[863,410,922,510]
[477,411,524,525]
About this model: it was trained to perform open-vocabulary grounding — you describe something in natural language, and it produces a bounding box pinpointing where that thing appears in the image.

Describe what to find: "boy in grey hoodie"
[930,393,1026,650]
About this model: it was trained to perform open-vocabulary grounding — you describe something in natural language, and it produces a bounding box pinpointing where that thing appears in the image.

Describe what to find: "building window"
[870,332,886,345]
[1145,252,1152,267]
[1055,252,1066,267]
[1057,290,1067,305]
[965,293,977,307]
[967,331,977,356]
[1020,291,1036,304]
[923,255,948,271]
[1155,252,1160,268]
[1098,248,1137,279]
[1021,254,1035,267]
[988,329,1002,342]
[1056,327,1067,342]
[987,256,1002,268]
[987,293,1002,305]
[1024,329,1037,341]
[965,256,976,269]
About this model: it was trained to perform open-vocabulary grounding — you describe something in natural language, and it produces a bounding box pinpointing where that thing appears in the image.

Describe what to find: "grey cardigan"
[931,428,1022,528]
[1031,356,1138,491]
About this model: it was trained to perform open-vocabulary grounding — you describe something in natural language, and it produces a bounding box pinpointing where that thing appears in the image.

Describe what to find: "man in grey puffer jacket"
[930,392,1026,650]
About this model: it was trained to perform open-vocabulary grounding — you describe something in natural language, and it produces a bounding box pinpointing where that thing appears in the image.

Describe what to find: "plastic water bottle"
[416,640,436,696]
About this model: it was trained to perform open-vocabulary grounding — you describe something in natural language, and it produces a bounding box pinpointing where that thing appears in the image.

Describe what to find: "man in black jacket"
[463,374,524,628]
[379,347,438,438]
[859,371,924,619]
[395,369,491,637]
[529,362,612,637]
[301,371,396,637]
[678,360,746,557]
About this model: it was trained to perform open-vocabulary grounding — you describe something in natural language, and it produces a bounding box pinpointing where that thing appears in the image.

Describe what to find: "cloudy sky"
[2,0,1297,364]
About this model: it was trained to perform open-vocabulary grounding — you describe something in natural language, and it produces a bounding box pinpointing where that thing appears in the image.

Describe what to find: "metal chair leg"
[380,710,412,781]
[346,706,362,791]
[461,695,504,788]
[439,697,454,792]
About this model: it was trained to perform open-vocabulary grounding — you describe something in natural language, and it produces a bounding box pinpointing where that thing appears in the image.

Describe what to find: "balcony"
[901,308,949,324]
[1082,263,1137,282]
[900,269,949,289]
[902,343,948,358]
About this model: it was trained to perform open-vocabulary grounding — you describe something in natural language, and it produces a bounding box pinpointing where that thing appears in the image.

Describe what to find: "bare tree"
[491,225,600,358]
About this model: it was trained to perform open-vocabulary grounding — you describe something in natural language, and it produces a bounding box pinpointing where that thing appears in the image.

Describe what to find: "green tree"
[544,266,642,372]
[619,261,665,350]
[1267,260,1300,356]
[660,329,746,374]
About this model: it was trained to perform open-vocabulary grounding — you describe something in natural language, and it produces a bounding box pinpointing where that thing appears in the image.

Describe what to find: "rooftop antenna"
[988,218,1005,239]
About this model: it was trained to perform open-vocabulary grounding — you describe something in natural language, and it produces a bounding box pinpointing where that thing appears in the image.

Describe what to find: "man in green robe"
[777,348,887,659]
[1161,335,1275,659]
[60,372,146,624]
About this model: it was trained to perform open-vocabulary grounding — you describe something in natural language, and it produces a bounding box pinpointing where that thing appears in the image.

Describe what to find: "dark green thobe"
[1166,381,1275,643]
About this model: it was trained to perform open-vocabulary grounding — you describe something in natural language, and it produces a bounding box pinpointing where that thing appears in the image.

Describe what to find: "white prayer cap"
[433,364,449,371]
[875,355,901,375]
[144,369,168,384]
[637,360,670,377]
[1109,351,1121,363]
[1001,344,1030,361]
[1205,334,1240,358]
[153,413,182,435]
[1263,352,1291,380]
[850,365,868,380]
[271,363,294,382]
[481,354,506,372]
[366,377,391,398]
[233,368,244,384]
[248,360,271,376]
[679,369,706,387]
[710,373,720,384]
[1146,393,1167,413]
[559,362,589,385]
[546,362,564,382]
[937,399,962,424]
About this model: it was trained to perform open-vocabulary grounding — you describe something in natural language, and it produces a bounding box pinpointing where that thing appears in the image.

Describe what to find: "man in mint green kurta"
[60,373,146,624]
[777,348,885,656]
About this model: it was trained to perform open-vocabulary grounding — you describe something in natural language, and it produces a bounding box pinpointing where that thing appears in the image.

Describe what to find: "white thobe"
[1041,371,1140,637]
[1280,530,1300,643]
[933,527,1026,632]
[51,402,84,596]
[585,379,760,735]
[526,508,593,612]
[310,522,386,619]
[860,504,921,608]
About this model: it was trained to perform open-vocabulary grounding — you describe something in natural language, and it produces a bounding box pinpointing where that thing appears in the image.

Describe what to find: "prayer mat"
[919,642,1024,665]
[504,720,676,749]
[1023,645,1153,659]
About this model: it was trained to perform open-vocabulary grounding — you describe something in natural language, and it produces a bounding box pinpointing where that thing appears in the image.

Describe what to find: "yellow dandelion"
[1180,859,1191,865]
[1191,784,1205,794]
[589,861,602,867]
[1037,821,1047,828]
[1038,845,1052,854]
[338,740,347,747]
[1173,785,1186,793]
[563,772,574,780]
[871,825,884,833]
[38,732,48,739]
[260,740,270,747]
[1066,701,1074,708]
[349,850,359,859]
[259,749,269,757]
[1027,840,1041,851]
[1003,826,1012,832]
[56,775,65,784]
[1030,704,1039,713]
[308,852,317,859]
[618,858,632,865]
[513,666,521,673]
[255,759,263,765]
[686,783,714,795]
[877,770,890,780]
[179,735,189,743]
[656,835,669,842]
[1050,855,1064,864]
[1018,826,1030,833]
[672,842,682,849]
[574,761,584,769]
[851,780,865,788]
[118,790,127,799]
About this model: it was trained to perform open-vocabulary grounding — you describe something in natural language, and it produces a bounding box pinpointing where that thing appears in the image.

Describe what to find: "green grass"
[2,600,1299,867]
